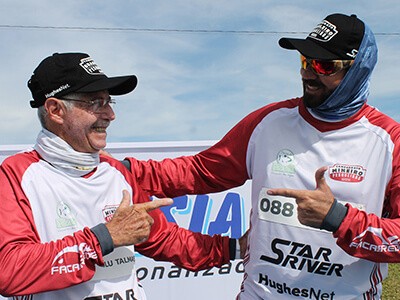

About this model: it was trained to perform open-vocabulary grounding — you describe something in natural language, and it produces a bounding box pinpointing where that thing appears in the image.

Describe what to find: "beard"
[302,79,335,108]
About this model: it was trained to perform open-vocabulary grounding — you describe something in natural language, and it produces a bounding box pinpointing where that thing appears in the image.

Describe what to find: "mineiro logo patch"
[79,57,104,75]
[328,164,366,183]
[102,205,118,222]
[51,243,97,275]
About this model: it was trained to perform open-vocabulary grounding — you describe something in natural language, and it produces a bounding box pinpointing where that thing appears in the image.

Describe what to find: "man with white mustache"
[0,53,234,299]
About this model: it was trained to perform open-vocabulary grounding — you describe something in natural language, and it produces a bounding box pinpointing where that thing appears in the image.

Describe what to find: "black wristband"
[229,238,237,260]
[91,223,114,256]
[320,199,348,232]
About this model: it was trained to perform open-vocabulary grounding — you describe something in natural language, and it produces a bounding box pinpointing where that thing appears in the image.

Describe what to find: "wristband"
[320,199,348,232]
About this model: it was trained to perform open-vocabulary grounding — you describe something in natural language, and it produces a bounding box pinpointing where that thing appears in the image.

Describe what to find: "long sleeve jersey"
[126,98,400,299]
[0,151,230,299]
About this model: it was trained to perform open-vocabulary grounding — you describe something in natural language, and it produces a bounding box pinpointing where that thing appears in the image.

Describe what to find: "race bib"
[257,187,364,232]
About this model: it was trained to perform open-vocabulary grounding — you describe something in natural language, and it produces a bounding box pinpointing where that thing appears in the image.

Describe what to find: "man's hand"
[239,229,249,259]
[267,166,335,228]
[105,190,173,247]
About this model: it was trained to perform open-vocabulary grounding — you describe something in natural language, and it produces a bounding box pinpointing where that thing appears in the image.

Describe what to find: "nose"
[98,103,116,121]
[300,67,318,80]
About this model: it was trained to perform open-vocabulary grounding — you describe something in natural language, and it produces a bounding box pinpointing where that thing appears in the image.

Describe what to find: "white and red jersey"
[128,98,400,299]
[0,152,230,299]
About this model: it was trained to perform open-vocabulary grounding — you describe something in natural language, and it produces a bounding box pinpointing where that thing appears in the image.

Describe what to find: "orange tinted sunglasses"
[300,55,354,76]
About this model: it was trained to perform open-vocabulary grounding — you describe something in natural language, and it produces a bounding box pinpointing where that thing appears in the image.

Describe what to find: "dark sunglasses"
[300,55,354,76]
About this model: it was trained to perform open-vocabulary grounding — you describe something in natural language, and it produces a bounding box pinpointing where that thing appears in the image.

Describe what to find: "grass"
[382,263,400,299]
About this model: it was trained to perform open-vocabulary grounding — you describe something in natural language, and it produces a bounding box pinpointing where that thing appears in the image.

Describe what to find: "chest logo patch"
[328,164,366,183]
[56,202,77,230]
[272,149,296,176]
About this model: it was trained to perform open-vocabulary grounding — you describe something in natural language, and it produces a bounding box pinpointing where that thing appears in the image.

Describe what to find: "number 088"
[259,198,294,217]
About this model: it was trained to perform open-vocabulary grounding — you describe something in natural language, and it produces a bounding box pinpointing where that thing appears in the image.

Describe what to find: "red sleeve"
[126,102,293,197]
[0,158,104,296]
[334,204,400,262]
[126,137,249,198]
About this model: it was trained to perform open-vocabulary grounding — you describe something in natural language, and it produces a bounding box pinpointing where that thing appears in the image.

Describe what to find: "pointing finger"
[141,198,174,212]
[267,188,303,199]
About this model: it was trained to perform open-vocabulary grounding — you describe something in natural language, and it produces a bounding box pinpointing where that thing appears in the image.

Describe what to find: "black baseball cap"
[28,52,138,108]
[279,14,365,60]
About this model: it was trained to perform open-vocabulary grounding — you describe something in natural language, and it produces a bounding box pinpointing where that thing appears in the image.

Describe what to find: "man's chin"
[303,91,330,108]
[303,94,321,108]
[90,140,107,153]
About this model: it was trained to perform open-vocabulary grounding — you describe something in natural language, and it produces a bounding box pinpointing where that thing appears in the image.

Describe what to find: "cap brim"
[76,75,138,95]
[278,38,341,60]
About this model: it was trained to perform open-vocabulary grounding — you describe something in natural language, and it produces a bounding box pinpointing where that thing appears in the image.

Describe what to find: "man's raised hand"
[106,190,173,247]
[267,166,335,228]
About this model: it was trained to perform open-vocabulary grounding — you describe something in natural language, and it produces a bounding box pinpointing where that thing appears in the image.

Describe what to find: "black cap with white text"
[279,14,365,60]
[28,52,138,108]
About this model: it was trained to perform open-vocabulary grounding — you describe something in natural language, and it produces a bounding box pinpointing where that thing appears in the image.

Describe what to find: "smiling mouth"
[303,80,323,92]
[93,126,107,133]
[305,84,319,92]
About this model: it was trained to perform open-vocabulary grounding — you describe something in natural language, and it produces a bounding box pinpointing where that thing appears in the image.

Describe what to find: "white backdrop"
[0,141,251,300]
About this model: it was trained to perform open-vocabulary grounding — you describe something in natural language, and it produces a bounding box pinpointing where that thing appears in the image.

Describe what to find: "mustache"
[302,79,324,88]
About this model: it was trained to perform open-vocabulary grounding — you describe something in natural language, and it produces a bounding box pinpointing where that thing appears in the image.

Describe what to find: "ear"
[44,98,67,125]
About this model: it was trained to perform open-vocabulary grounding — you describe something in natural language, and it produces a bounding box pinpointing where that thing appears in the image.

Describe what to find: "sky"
[1,1,400,146]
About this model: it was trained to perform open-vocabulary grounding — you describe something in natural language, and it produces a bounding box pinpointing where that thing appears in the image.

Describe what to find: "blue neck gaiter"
[310,25,378,120]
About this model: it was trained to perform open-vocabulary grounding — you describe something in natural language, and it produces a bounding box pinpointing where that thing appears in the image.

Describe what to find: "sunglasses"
[300,55,354,76]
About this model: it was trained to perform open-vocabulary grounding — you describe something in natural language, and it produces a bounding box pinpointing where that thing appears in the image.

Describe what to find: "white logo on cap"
[79,57,104,75]
[45,84,71,98]
[309,20,338,42]
[347,49,358,59]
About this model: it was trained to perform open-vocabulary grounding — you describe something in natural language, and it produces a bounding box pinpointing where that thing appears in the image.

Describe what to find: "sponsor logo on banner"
[160,192,246,239]
[328,163,366,183]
